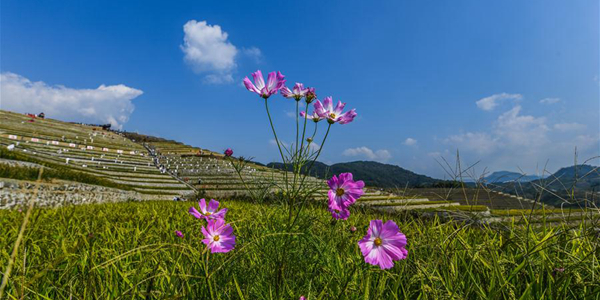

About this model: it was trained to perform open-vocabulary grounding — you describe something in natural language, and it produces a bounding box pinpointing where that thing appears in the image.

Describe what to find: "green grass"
[1,200,598,299]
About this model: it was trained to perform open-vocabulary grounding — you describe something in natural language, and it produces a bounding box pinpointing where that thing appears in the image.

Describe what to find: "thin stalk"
[292,102,310,204]
[264,98,289,192]
[289,123,332,228]
[295,100,299,164]
[229,158,256,201]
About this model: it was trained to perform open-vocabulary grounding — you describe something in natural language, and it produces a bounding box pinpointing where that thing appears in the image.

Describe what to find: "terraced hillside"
[0,110,193,206]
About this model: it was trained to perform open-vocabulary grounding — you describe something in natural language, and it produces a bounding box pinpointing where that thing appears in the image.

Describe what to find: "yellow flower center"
[336,188,345,197]
[213,235,220,242]
[206,212,212,216]
[329,113,337,119]
[374,237,382,246]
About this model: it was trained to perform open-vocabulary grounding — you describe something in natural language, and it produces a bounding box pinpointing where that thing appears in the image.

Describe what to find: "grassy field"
[1,199,599,299]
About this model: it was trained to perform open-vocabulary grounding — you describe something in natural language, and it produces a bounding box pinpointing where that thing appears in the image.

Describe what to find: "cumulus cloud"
[445,132,496,155]
[441,102,598,174]
[554,122,586,132]
[475,93,522,111]
[540,97,560,104]
[0,72,142,129]
[403,138,417,146]
[243,47,262,63]
[342,147,391,162]
[494,105,549,148]
[181,20,239,83]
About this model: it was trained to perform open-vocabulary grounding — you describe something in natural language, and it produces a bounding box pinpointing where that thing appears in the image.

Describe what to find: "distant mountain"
[267,160,442,188]
[484,171,542,183]
[496,164,600,207]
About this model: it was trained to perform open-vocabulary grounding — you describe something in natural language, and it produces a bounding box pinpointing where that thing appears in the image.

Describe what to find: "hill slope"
[495,164,599,207]
[267,160,441,188]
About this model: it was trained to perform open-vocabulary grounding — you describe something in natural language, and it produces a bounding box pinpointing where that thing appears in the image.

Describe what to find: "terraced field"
[0,110,192,204]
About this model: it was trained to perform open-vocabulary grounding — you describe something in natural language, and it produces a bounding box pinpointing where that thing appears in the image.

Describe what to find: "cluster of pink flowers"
[242,69,407,271]
[188,199,236,253]
[243,70,357,125]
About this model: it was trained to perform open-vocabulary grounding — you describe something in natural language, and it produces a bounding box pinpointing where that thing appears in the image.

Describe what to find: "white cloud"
[494,105,549,149]
[403,138,417,146]
[440,102,599,175]
[445,132,496,155]
[475,93,522,111]
[0,72,142,129]
[342,146,391,162]
[181,20,239,83]
[243,47,262,63]
[539,97,560,104]
[554,122,586,132]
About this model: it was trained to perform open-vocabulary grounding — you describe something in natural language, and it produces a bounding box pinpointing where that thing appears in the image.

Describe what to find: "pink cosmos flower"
[224,148,233,157]
[328,206,351,220]
[201,218,236,253]
[281,83,309,100]
[175,230,184,238]
[243,70,286,99]
[313,97,357,124]
[358,220,408,270]
[327,173,364,213]
[299,111,323,123]
[189,198,228,220]
[299,297,306,300]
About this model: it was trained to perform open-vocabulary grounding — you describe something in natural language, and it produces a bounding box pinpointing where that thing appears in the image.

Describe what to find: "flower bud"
[305,87,316,103]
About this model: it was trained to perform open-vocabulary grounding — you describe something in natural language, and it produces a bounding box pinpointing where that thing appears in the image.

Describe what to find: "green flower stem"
[264,98,289,192]
[289,123,332,228]
[293,102,310,199]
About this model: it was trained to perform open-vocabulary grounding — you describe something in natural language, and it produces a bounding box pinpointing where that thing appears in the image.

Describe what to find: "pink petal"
[251,70,265,90]
[189,207,203,219]
[243,77,259,94]
[212,208,228,219]
[266,71,277,90]
[281,87,293,98]
[207,199,220,213]
[327,174,339,189]
[382,243,408,261]
[313,100,326,117]
[333,101,346,115]
[199,199,208,214]
[322,97,333,112]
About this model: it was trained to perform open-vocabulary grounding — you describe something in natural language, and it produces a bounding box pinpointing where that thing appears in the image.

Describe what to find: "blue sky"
[1,0,598,179]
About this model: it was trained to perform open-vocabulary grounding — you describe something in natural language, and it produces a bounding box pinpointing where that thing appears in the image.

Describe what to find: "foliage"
[1,200,598,299]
